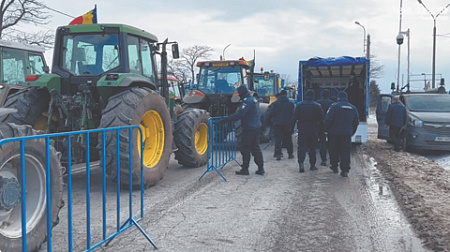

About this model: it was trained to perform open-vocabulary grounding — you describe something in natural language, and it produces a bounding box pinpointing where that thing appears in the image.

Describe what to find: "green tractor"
[173,59,270,167]
[0,23,179,189]
[0,40,49,105]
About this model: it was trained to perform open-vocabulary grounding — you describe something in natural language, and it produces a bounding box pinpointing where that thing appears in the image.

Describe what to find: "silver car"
[376,92,450,151]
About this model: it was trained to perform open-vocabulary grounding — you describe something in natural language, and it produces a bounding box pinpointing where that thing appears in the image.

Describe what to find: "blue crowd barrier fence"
[0,125,157,252]
[199,117,239,181]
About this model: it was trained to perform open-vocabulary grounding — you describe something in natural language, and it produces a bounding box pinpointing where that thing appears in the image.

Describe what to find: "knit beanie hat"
[321,89,330,99]
[305,89,315,100]
[337,91,348,101]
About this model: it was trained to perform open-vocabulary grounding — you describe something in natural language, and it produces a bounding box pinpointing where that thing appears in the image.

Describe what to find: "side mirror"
[196,73,200,85]
[172,43,180,59]
[390,82,396,90]
[43,66,50,74]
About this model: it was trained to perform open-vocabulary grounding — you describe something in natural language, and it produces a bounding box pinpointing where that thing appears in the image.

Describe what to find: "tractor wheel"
[259,124,272,143]
[174,109,209,167]
[0,123,63,252]
[0,87,50,131]
[99,87,172,188]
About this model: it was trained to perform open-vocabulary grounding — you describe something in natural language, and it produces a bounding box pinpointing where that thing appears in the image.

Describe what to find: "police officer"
[385,96,407,151]
[291,89,323,172]
[324,91,359,177]
[222,85,265,175]
[267,89,294,160]
[316,89,334,166]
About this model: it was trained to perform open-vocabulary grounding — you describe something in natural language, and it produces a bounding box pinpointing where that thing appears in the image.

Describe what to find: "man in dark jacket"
[316,89,334,166]
[291,89,323,172]
[267,90,294,160]
[222,85,265,175]
[385,96,407,151]
[345,72,365,121]
[324,91,359,177]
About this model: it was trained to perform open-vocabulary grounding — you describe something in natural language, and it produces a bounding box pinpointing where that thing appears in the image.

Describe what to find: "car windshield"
[253,76,276,97]
[61,33,120,76]
[405,95,450,112]
[198,66,243,94]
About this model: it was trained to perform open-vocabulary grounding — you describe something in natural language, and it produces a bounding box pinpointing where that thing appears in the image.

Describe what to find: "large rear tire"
[174,109,209,167]
[0,87,50,131]
[99,87,172,188]
[0,123,63,252]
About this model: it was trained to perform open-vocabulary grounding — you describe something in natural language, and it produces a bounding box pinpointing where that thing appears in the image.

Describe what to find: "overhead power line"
[36,2,76,19]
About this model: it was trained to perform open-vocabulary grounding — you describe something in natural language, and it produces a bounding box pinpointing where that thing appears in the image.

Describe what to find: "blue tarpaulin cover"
[303,56,367,67]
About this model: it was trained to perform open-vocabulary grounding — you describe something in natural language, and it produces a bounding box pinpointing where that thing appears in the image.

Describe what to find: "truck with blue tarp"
[298,56,369,143]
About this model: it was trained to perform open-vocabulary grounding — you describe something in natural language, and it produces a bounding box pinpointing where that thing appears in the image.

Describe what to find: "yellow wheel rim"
[138,110,165,168]
[195,123,208,155]
[33,116,48,131]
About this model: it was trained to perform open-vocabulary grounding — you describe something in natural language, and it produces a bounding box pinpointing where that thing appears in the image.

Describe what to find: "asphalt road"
[46,137,428,252]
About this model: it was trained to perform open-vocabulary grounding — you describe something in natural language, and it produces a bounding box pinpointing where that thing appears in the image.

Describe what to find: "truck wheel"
[0,123,63,252]
[174,109,209,167]
[0,87,50,131]
[99,87,172,188]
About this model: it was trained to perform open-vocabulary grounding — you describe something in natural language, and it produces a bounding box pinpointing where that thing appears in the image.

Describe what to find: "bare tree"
[181,45,214,83]
[0,0,53,46]
[168,59,191,83]
[369,54,384,80]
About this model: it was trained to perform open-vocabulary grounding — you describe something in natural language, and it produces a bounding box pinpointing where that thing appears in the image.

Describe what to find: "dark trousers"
[241,128,264,171]
[389,125,402,151]
[297,132,317,165]
[318,132,328,162]
[274,125,293,156]
[328,134,352,172]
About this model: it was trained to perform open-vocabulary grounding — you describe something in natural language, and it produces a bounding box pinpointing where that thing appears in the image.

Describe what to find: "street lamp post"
[355,21,366,55]
[222,44,231,61]
[417,0,450,88]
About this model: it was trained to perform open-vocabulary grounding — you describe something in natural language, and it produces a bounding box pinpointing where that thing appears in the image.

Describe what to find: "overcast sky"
[17,0,450,93]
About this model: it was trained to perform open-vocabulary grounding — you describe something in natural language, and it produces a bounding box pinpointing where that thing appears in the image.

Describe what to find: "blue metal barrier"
[0,126,157,252]
[199,117,239,181]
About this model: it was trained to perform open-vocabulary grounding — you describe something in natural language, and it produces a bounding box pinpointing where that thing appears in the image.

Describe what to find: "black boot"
[299,163,305,173]
[255,167,265,175]
[235,169,249,175]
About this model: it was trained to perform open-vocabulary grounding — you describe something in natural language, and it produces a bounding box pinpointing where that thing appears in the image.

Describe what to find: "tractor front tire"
[174,109,209,167]
[99,87,172,188]
[0,123,63,252]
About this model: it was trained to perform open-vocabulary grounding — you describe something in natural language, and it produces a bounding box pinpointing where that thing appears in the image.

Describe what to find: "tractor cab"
[183,59,251,117]
[252,71,281,104]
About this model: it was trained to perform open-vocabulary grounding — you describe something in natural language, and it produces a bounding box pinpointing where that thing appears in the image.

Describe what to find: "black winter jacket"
[268,95,294,126]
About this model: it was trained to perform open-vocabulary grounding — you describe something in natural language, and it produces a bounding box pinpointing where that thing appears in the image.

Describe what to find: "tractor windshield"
[198,66,246,94]
[253,75,276,97]
[61,33,120,76]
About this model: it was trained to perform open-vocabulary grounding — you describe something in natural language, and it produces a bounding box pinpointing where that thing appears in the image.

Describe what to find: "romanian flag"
[69,5,98,25]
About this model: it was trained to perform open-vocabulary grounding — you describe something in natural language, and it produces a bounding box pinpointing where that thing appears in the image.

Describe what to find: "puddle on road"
[360,156,427,251]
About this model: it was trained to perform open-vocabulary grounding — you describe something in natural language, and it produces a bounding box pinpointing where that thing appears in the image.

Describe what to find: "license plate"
[435,136,450,142]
